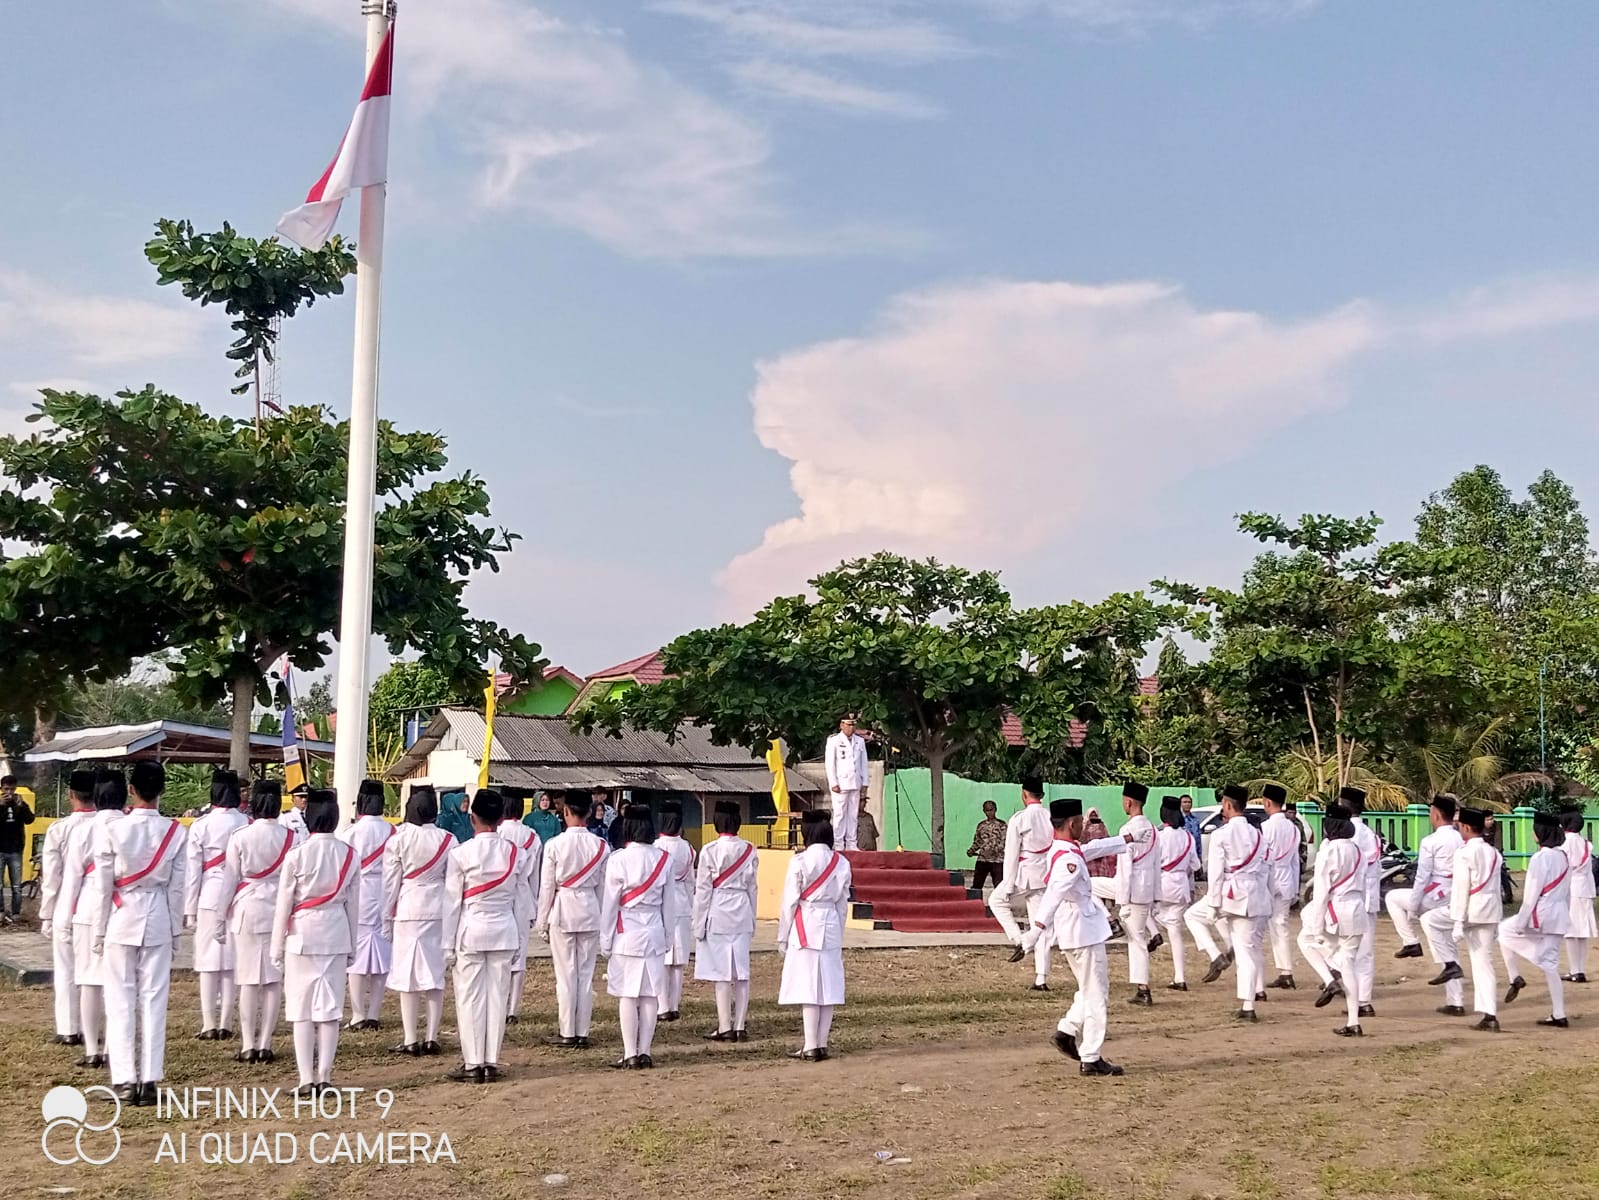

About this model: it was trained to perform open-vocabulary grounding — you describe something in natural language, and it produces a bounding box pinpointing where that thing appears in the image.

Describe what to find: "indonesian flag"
[277,27,394,250]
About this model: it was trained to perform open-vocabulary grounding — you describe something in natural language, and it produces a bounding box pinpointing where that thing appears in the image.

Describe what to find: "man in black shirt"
[0,775,36,917]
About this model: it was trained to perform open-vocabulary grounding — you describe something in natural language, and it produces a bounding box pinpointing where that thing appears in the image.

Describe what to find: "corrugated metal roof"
[27,720,335,764]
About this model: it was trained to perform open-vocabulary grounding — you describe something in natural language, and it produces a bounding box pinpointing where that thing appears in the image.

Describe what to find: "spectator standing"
[436,790,474,844]
[1181,796,1203,877]
[0,776,36,917]
[967,801,1006,891]
[524,792,563,844]
[856,799,879,852]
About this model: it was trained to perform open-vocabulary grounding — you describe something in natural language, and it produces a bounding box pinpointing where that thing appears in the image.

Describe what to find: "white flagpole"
[332,0,394,826]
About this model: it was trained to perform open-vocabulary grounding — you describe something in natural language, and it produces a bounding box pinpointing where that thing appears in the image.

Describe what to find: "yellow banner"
[766,738,790,814]
[477,669,497,790]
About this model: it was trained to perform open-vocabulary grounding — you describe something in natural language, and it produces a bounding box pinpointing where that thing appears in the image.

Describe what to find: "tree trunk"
[32,705,60,812]
[927,745,946,858]
[230,673,256,776]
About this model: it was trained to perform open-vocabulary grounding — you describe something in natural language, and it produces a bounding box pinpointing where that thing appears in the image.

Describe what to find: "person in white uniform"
[271,790,360,1098]
[1260,785,1301,991]
[1153,796,1200,991]
[382,785,453,1058]
[824,714,870,852]
[1113,782,1160,1006]
[778,810,853,1062]
[1444,807,1504,1033]
[1297,802,1367,1037]
[1020,798,1132,1077]
[535,791,608,1050]
[1501,811,1573,1029]
[654,800,696,1022]
[279,783,310,844]
[1342,788,1381,1019]
[93,763,187,1107]
[1391,795,1463,977]
[601,804,680,1069]
[339,778,394,1030]
[1559,806,1595,984]
[1421,802,1473,1017]
[493,788,541,1026]
[442,789,522,1084]
[997,777,1058,991]
[1209,784,1270,1022]
[185,769,248,1041]
[696,800,759,1042]
[39,770,95,1048]
[218,780,298,1064]
[61,770,127,1069]
[1185,803,1236,986]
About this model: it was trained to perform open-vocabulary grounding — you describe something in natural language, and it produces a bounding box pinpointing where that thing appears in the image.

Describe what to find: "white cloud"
[0,270,204,366]
[968,0,1321,34]
[732,59,941,118]
[7,379,95,399]
[718,271,1599,615]
[654,1,969,63]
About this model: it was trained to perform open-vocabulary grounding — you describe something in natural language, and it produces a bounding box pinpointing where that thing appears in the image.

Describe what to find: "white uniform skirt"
[73,928,105,987]
[193,908,235,973]
[779,946,845,1007]
[606,951,666,999]
[665,917,693,967]
[285,952,348,1023]
[349,923,391,976]
[1570,896,1598,940]
[388,919,446,992]
[233,928,281,987]
[694,933,751,982]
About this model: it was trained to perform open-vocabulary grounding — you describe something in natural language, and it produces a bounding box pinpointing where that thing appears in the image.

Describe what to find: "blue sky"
[3,0,1598,678]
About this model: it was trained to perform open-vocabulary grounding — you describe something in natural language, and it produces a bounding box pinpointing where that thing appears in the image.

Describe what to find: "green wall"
[501,676,580,717]
[880,769,1217,868]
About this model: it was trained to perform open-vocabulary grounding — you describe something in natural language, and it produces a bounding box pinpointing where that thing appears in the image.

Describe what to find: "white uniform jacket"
[220,819,298,936]
[1114,813,1158,906]
[271,834,360,961]
[824,732,869,792]
[694,834,759,941]
[40,810,89,932]
[1208,817,1271,918]
[1155,825,1200,905]
[63,811,123,933]
[602,843,681,958]
[184,807,249,920]
[278,806,309,843]
[1449,838,1505,927]
[1302,838,1365,939]
[380,822,456,937]
[1031,837,1126,950]
[535,827,609,934]
[1262,812,1301,901]
[1352,819,1382,915]
[338,814,395,930]
[777,843,852,953]
[656,833,696,944]
[1003,801,1055,892]
[442,835,523,955]
[495,820,543,933]
[1410,825,1464,914]
[1507,846,1571,938]
[92,809,188,948]
[1564,831,1596,904]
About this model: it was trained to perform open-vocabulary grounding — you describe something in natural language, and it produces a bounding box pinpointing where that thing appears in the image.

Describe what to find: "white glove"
[1452,923,1465,942]
[173,937,184,954]
[270,957,284,973]
[40,920,52,939]
[444,949,456,970]
[536,927,550,943]
[776,942,786,959]
[215,922,228,944]
[1020,931,1039,953]
[61,923,72,946]
[92,937,105,956]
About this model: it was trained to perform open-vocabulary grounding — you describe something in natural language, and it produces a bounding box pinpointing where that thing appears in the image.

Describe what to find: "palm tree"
[1384,718,1510,809]
[1260,741,1409,810]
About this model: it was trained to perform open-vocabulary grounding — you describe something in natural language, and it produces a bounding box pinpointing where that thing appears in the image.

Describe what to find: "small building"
[566,650,668,711]
[496,666,584,717]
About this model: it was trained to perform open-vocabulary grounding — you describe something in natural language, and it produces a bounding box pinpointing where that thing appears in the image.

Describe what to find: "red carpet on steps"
[842,850,1001,934]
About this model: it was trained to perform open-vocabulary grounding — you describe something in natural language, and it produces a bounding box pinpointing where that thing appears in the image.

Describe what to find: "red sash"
[1131,828,1157,864]
[1531,865,1569,931]
[112,819,182,908]
[405,832,454,881]
[290,845,356,926]
[202,851,227,872]
[463,845,519,899]
[235,828,295,895]
[559,841,607,889]
[615,850,670,933]
[712,843,755,888]
[360,824,394,870]
[1224,828,1263,901]
[1468,850,1502,895]
[1325,860,1361,929]
[72,861,96,915]
[1043,844,1083,886]
[1160,848,1191,872]
[1422,872,1452,899]
[794,851,842,949]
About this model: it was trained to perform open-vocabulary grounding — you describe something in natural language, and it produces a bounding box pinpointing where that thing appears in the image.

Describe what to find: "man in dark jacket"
[0,776,36,917]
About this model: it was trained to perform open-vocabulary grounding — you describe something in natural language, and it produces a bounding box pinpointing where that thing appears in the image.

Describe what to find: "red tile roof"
[587,649,669,685]
[1000,709,1087,749]
[1138,674,1160,696]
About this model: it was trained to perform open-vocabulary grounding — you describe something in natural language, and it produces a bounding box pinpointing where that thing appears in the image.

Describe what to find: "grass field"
[4,922,1597,1200]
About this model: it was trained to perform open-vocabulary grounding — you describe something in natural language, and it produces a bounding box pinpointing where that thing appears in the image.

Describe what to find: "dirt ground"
[3,921,1597,1200]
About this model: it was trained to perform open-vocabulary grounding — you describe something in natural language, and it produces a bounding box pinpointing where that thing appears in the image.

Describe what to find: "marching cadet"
[218,781,297,1064]
[382,785,453,1057]
[1560,806,1594,983]
[825,713,870,851]
[39,771,95,1048]
[93,763,187,1106]
[1341,788,1380,1019]
[1209,784,1270,1022]
[1500,810,1572,1029]
[279,783,310,843]
[340,779,394,1030]
[493,788,542,1025]
[1390,795,1463,974]
[271,790,361,1098]
[1297,802,1366,1037]
[1112,782,1160,1006]
[1260,785,1301,990]
[695,800,759,1042]
[654,800,696,1022]
[62,769,127,1069]
[601,804,679,1069]
[1184,849,1235,986]
[1153,796,1199,990]
[778,810,853,1062]
[996,776,1058,991]
[1443,807,1504,1032]
[442,789,522,1083]
[1020,798,1131,1077]
[185,769,248,1042]
[535,791,608,1049]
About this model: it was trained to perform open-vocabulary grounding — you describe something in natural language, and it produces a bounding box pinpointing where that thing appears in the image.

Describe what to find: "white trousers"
[550,929,600,1038]
[1355,913,1377,1004]
[52,933,79,1037]
[1267,892,1295,974]
[1421,906,1467,1008]
[1153,900,1190,983]
[1566,936,1590,977]
[831,791,860,851]
[1500,924,1564,1020]
[104,940,173,1085]
[1461,924,1499,1016]
[1222,914,1265,1009]
[1298,929,1361,1026]
[1185,897,1233,962]
[1057,943,1109,1063]
[455,949,513,1068]
[1385,886,1444,948]
[1120,902,1154,987]
[991,882,1051,983]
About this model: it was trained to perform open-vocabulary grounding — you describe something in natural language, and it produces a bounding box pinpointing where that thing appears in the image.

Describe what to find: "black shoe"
[1395,943,1424,959]
[1030,983,1050,992]
[1334,1025,1364,1038]
[421,1040,442,1056]
[67,1033,84,1046]
[504,1015,519,1026]
[1537,1016,1569,1028]
[1268,975,1296,990]
[293,1083,319,1100]
[1166,982,1189,992]
[257,1048,276,1064]
[216,1028,233,1041]
[610,1056,637,1070]
[112,1082,140,1105]
[1358,1004,1376,1019]
[787,1048,808,1060]
[390,1042,419,1056]
[1202,957,1227,985]
[1436,1005,1467,1017]
[660,1011,680,1023]
[234,1048,254,1063]
[1314,978,1345,1009]
[196,1028,219,1041]
[74,1054,100,1069]
[793,1049,825,1062]
[1130,989,1153,1007]
[1471,1015,1501,1033]
[1560,972,1587,983]
[1007,944,1027,964]
[1222,948,1236,968]
[1234,1009,1258,1023]
[1254,992,1268,1003]
[139,1082,157,1107]
[1108,921,1126,940]
[574,1037,592,1049]
[732,1030,748,1043]
[445,1063,485,1082]
[545,1035,580,1048]
[1147,933,1165,954]
[635,1054,655,1068]
[1428,963,1464,986]
[1052,1031,1080,1061]
[1080,1058,1123,1077]
[483,1065,502,1083]
[51,1034,71,1046]
[703,1030,735,1042]
[1505,976,1526,1005]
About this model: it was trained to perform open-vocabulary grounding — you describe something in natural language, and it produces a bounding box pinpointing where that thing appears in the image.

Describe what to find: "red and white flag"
[277,27,394,250]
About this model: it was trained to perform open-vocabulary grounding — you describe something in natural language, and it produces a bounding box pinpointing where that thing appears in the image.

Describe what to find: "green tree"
[368,661,467,744]
[580,553,1165,855]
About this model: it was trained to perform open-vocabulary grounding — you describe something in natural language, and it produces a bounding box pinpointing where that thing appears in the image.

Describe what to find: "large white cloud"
[0,270,203,367]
